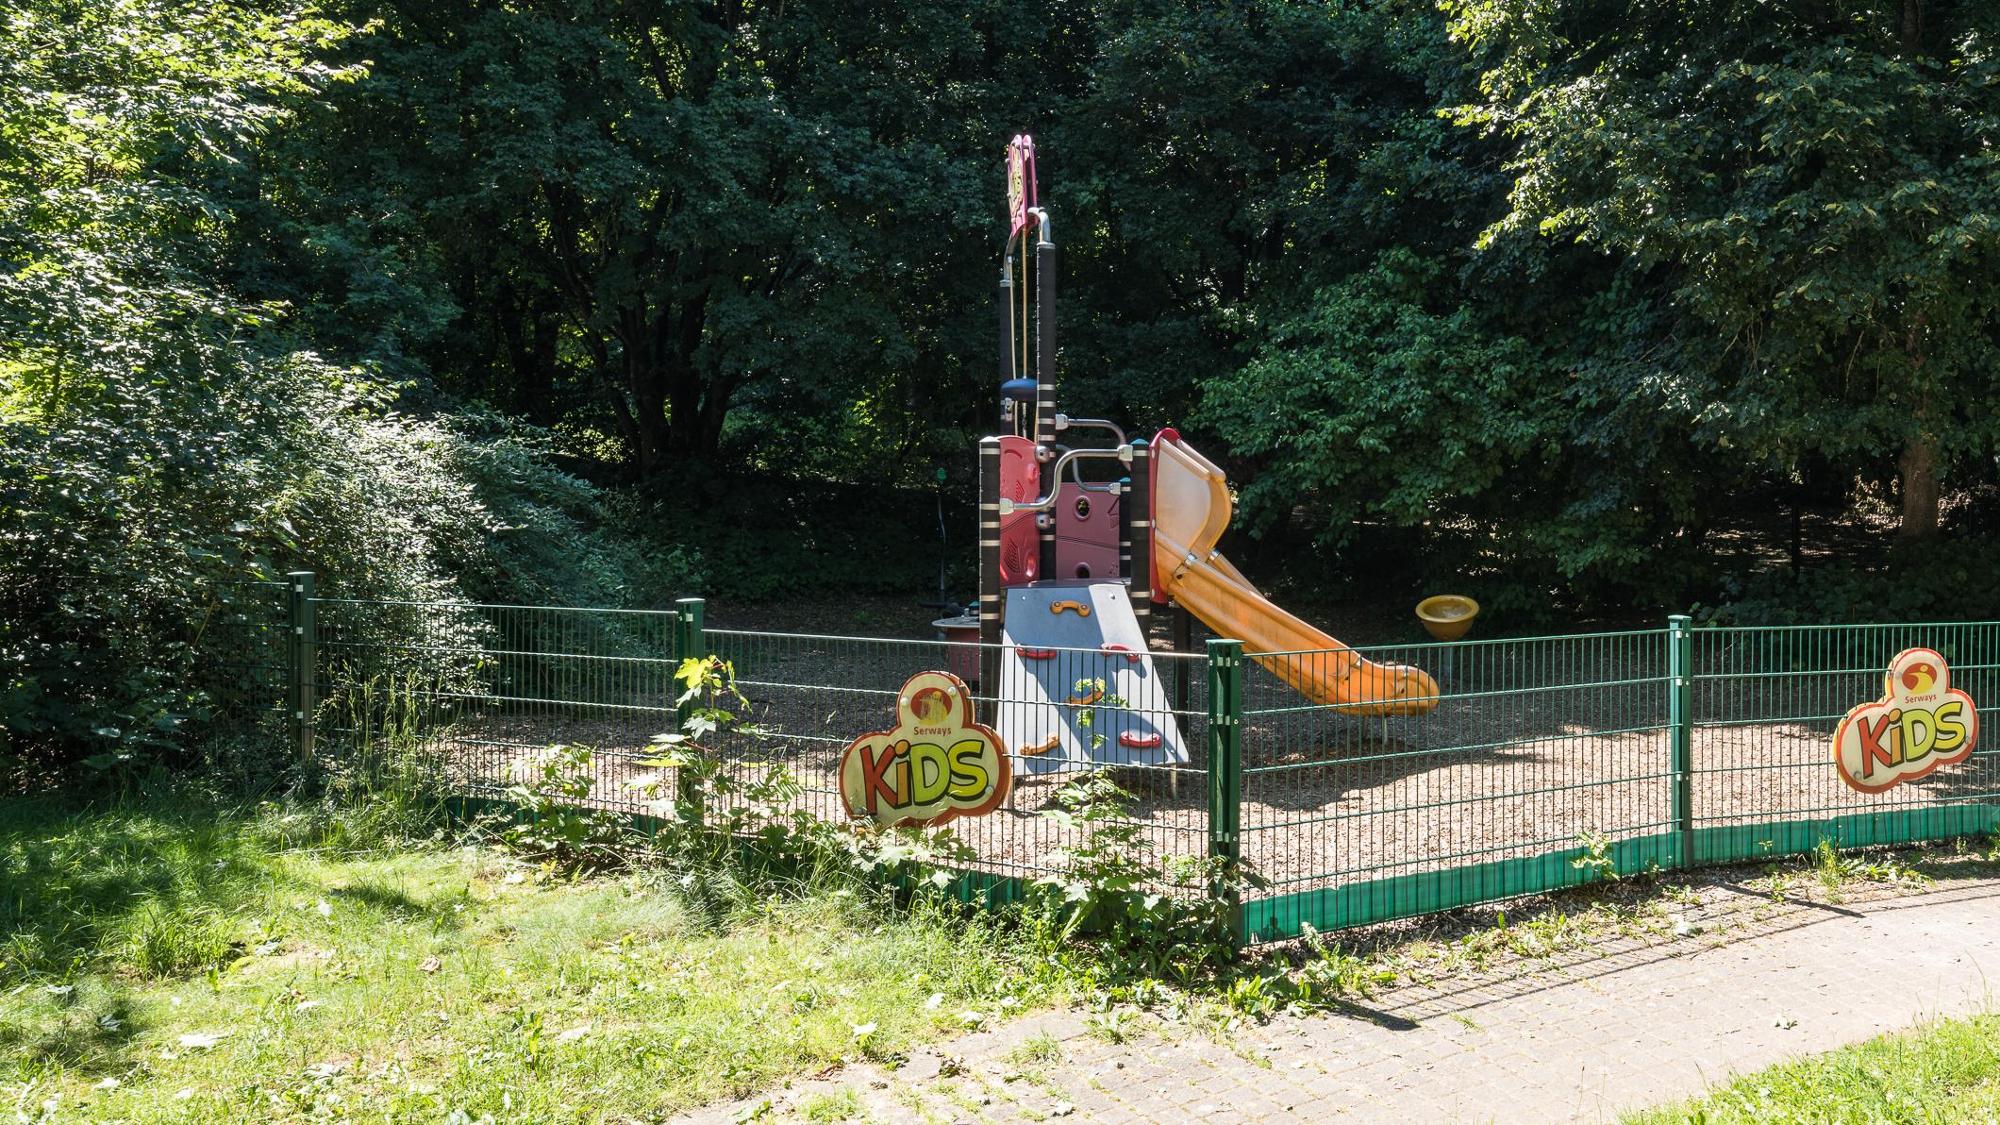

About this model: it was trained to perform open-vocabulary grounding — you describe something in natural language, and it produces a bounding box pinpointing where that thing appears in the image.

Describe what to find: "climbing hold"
[1068,685,1105,706]
[1117,731,1163,749]
[1049,600,1091,617]
[1099,643,1140,663]
[1019,647,1057,660]
[1019,733,1061,756]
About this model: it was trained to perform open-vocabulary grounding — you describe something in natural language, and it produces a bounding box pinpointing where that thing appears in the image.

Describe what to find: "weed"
[1026,772,1258,981]
[119,902,240,978]
[1571,829,1619,882]
[1086,1008,1134,1044]
[801,1089,862,1122]
[1293,930,1397,1004]
[1664,883,1702,906]
[1223,972,1282,1019]
[1008,1031,1066,1066]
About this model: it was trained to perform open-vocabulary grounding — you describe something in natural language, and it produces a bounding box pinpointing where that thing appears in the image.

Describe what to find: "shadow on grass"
[1,799,271,976]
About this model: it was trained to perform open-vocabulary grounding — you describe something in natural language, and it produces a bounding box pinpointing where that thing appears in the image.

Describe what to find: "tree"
[251,0,1062,476]
[1448,0,2000,541]
[0,0,674,779]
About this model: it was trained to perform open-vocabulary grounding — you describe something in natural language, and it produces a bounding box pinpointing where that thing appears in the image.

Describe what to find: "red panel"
[1054,538,1120,581]
[1055,483,1120,546]
[1053,481,1121,581]
[998,436,1040,586]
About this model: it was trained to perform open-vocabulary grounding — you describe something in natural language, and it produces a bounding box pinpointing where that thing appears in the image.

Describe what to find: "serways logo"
[1832,648,1978,794]
[839,671,1012,827]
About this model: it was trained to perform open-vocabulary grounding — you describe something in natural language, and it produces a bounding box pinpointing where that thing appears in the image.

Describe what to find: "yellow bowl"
[1415,594,1480,642]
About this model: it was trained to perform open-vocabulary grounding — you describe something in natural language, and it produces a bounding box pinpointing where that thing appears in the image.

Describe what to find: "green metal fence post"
[1206,637,1244,950]
[287,571,316,766]
[675,597,707,819]
[1668,614,1694,867]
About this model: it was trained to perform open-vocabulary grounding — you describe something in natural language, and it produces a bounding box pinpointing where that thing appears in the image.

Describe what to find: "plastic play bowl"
[1415,595,1480,642]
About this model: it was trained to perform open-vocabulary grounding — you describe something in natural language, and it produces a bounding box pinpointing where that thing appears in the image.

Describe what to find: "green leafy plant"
[1027,772,1261,979]
[1571,829,1620,883]
[1069,679,1130,752]
[500,745,634,871]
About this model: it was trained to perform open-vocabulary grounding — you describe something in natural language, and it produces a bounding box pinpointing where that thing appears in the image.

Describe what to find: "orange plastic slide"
[1151,431,1440,715]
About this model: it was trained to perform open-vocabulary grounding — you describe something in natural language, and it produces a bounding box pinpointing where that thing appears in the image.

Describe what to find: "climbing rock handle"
[1018,733,1061,756]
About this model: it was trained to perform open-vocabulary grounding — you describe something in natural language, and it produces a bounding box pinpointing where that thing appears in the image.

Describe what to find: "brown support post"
[978,437,1003,716]
[1034,228,1057,445]
[1173,604,1193,715]
[1127,439,1152,622]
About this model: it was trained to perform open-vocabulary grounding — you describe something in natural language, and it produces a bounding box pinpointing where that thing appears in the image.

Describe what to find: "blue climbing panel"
[994,580,1190,777]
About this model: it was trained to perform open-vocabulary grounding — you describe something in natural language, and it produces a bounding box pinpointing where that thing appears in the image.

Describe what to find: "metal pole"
[1173,604,1193,715]
[287,571,316,766]
[1669,614,1694,867]
[675,597,706,819]
[1207,637,1244,950]
[997,260,1014,388]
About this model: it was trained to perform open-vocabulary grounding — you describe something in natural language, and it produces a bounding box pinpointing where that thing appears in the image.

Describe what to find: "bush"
[0,1,691,786]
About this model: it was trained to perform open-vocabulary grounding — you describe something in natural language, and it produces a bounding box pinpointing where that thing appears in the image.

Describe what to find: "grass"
[1629,1011,2000,1122]
[0,794,1072,1122]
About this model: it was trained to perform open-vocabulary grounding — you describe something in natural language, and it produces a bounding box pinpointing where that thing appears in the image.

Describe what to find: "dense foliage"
[8,0,2000,771]
[0,2,682,778]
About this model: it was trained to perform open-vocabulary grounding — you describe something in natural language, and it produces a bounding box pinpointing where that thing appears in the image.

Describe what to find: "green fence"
[243,578,2000,946]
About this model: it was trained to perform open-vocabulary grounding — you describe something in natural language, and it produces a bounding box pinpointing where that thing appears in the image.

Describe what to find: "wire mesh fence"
[312,598,677,801]
[1690,622,2000,862]
[1238,630,1673,938]
[190,579,290,737]
[221,581,2000,945]
[706,629,1209,886]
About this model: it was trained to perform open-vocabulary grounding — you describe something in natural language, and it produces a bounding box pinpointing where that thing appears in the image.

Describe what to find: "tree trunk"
[1898,430,1941,542]
[630,364,670,474]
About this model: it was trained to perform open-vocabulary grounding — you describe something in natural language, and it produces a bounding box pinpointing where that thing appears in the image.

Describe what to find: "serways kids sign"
[839,671,1012,827]
[1832,648,1978,793]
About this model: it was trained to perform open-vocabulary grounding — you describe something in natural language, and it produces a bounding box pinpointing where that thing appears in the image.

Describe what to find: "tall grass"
[1630,1012,2000,1122]
[0,789,1072,1120]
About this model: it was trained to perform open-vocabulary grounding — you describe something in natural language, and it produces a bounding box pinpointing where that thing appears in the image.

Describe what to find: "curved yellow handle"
[1049,600,1091,617]
[1019,733,1061,756]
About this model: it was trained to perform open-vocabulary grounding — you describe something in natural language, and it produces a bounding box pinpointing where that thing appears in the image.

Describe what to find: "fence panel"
[1239,630,1674,941]
[305,596,1209,891]
[283,587,2000,944]
[704,629,1210,888]
[312,598,678,798]
[192,579,291,738]
[1690,622,2000,862]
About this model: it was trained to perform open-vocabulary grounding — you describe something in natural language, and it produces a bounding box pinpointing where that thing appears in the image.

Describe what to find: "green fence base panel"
[1243,803,2000,943]
[439,795,1028,911]
[1691,804,2000,867]
[1242,833,1678,943]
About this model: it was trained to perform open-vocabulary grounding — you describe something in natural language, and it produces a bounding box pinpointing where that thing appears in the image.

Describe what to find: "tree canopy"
[9,0,2000,775]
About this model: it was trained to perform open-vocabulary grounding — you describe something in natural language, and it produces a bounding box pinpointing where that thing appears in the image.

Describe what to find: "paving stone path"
[686,878,2000,1124]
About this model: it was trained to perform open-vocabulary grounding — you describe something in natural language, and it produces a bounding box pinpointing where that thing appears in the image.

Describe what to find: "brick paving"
[685,878,2000,1124]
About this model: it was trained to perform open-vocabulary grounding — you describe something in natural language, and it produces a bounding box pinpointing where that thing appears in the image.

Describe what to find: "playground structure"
[975,135,1440,776]
[222,138,2000,950]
